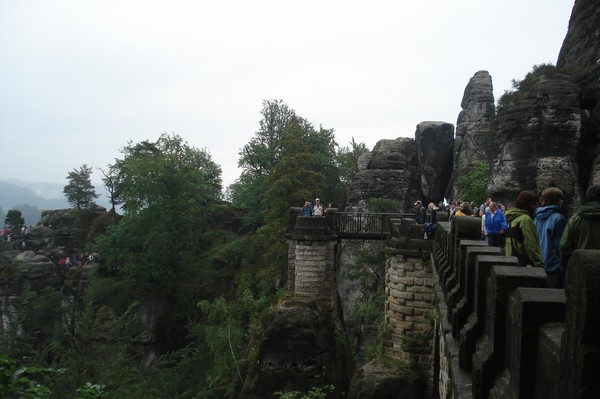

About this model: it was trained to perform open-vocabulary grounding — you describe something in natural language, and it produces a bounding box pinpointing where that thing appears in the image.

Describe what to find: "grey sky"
[0,0,574,194]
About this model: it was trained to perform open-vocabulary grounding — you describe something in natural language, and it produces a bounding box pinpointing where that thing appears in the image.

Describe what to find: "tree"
[4,209,24,231]
[337,138,369,185]
[63,165,99,210]
[238,99,296,177]
[99,166,120,213]
[98,133,222,293]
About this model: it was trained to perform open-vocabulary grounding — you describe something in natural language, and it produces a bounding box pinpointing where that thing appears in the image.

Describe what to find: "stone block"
[488,287,565,399]
[534,323,564,399]
[459,255,518,371]
[451,246,502,337]
[559,249,600,399]
[446,240,489,316]
[472,266,548,399]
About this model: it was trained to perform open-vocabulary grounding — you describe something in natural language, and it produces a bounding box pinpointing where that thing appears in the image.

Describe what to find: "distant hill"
[0,179,110,226]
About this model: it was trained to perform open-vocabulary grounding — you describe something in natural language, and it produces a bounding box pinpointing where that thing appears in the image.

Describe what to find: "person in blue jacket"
[301,200,313,217]
[535,187,567,288]
[484,201,507,247]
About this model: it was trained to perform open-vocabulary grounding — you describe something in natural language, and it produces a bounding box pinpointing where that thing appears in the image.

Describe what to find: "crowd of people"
[414,185,600,289]
[57,253,94,269]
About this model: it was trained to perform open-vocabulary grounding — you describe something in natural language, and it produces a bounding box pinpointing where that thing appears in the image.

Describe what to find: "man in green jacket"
[505,191,544,268]
[560,185,600,266]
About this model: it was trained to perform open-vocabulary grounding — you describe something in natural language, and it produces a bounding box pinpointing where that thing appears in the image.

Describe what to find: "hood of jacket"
[505,207,531,223]
[535,205,561,221]
[577,201,600,219]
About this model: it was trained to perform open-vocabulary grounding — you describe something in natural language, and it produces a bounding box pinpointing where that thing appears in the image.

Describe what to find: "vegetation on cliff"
[2,100,369,398]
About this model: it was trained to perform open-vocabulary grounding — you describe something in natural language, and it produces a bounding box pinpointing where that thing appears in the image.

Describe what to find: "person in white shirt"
[312,198,324,217]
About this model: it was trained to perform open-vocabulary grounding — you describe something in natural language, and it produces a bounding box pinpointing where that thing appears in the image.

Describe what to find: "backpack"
[505,223,531,266]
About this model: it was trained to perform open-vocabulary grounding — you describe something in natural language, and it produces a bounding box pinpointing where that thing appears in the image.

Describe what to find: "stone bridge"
[286,209,600,399]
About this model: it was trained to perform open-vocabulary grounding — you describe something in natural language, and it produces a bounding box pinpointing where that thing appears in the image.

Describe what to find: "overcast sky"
[0,0,574,195]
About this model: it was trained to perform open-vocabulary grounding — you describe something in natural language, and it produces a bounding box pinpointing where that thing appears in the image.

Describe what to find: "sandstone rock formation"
[557,0,600,191]
[416,121,454,202]
[345,130,455,212]
[488,71,582,214]
[346,138,421,212]
[240,298,352,398]
[450,71,495,199]
[348,360,422,399]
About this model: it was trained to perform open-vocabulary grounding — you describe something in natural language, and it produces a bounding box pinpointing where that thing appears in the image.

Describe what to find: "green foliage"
[454,162,490,204]
[497,63,564,113]
[368,198,403,213]
[4,209,25,231]
[45,302,146,398]
[97,133,223,295]
[63,164,99,210]
[274,385,335,399]
[0,355,53,399]
[76,382,107,399]
[0,288,55,357]
[336,137,369,185]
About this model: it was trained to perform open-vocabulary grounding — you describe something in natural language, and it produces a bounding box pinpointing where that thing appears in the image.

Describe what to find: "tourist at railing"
[535,187,567,288]
[454,202,473,216]
[505,191,544,268]
[301,200,313,217]
[484,201,507,248]
[560,184,600,266]
[414,200,426,224]
[424,202,438,239]
[312,198,324,217]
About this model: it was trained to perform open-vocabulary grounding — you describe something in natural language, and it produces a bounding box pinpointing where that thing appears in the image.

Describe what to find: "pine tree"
[63,164,99,210]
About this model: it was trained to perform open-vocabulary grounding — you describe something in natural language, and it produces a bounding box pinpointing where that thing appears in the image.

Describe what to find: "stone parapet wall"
[429,217,600,399]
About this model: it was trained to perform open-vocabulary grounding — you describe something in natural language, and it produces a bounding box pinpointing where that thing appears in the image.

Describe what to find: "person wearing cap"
[312,198,324,217]
[414,200,426,224]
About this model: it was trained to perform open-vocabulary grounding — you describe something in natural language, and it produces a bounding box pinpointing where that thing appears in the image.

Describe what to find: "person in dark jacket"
[560,185,600,266]
[505,191,543,268]
[414,200,426,224]
[535,187,567,288]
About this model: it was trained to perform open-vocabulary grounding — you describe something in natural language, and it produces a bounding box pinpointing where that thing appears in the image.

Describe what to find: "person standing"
[560,185,600,266]
[479,197,492,217]
[414,200,426,224]
[312,198,324,217]
[535,188,567,288]
[301,201,313,217]
[485,202,507,247]
[505,191,544,268]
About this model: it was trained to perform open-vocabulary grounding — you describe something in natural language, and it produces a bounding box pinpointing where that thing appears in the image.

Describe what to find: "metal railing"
[332,212,414,239]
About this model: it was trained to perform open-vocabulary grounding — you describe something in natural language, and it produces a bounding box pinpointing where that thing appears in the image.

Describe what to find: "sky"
[0,0,575,197]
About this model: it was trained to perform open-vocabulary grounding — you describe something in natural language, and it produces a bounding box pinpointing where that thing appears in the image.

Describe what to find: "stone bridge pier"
[286,214,338,305]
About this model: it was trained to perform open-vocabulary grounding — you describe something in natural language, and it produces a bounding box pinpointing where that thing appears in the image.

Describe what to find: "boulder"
[346,138,421,212]
[241,298,351,398]
[348,359,422,399]
[415,121,454,203]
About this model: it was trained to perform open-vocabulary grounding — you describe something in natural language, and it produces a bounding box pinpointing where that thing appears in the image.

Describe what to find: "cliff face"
[557,0,600,190]
[488,72,582,213]
[0,209,116,352]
